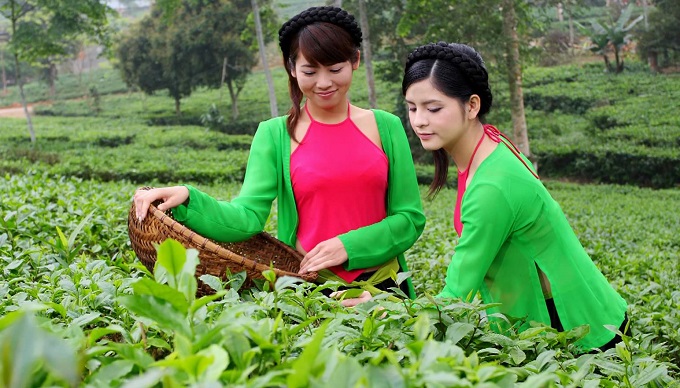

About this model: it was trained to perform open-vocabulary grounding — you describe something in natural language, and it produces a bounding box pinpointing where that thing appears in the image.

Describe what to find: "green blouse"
[172,110,425,297]
[438,142,628,350]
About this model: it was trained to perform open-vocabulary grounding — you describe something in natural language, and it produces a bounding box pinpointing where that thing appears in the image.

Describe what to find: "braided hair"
[279,6,362,63]
[278,6,363,139]
[402,41,492,116]
[402,42,494,197]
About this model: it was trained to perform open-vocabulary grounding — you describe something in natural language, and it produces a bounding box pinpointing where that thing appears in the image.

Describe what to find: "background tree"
[357,0,376,109]
[116,16,165,100]
[243,0,279,117]
[117,0,258,117]
[637,0,680,72]
[0,0,112,143]
[0,39,8,95]
[577,3,643,74]
[501,0,530,158]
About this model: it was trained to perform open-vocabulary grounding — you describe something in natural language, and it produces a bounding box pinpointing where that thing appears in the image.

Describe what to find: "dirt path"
[0,104,34,118]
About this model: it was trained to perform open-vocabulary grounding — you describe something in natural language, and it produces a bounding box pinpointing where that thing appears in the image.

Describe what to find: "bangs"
[294,23,358,66]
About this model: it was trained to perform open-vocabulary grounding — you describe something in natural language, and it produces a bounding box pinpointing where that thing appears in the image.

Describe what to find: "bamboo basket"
[127,188,317,295]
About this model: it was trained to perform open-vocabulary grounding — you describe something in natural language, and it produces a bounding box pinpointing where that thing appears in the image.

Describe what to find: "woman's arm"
[438,183,514,299]
[170,122,280,242]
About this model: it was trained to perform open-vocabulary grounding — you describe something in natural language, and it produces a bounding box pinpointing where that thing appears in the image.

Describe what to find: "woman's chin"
[420,141,440,152]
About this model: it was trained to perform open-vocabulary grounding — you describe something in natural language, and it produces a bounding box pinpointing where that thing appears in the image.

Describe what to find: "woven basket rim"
[142,203,315,280]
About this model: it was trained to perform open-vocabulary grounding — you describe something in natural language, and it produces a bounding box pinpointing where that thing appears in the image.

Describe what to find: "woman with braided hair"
[402,42,628,352]
[133,6,425,303]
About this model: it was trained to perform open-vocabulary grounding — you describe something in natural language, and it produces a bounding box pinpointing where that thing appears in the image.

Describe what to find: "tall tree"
[637,0,680,71]
[501,0,530,157]
[0,43,7,95]
[0,0,112,143]
[118,0,258,116]
[358,0,376,108]
[250,0,277,117]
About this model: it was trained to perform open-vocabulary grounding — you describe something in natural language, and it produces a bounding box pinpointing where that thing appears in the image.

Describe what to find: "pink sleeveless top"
[291,103,388,283]
[454,124,537,236]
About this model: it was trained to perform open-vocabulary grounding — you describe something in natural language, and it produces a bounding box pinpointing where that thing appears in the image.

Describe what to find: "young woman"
[133,6,425,300]
[401,41,628,351]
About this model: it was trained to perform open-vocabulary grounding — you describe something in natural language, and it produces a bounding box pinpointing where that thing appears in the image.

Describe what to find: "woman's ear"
[468,94,481,119]
[352,50,361,70]
[289,59,296,78]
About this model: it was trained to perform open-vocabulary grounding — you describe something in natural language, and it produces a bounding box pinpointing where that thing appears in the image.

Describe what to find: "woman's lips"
[316,90,336,98]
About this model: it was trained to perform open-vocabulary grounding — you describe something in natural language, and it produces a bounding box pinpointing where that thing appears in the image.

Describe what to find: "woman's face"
[404,78,469,155]
[292,51,359,110]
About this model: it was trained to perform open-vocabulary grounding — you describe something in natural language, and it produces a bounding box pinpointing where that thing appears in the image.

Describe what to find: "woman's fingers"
[299,245,320,270]
[133,186,188,221]
[133,189,155,220]
[156,186,189,211]
[298,238,348,274]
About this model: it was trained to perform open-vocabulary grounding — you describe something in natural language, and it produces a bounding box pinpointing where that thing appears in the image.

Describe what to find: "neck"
[447,122,485,170]
[305,99,350,124]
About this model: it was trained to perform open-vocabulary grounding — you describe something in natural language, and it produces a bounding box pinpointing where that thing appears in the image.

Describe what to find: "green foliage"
[115,0,257,115]
[1,171,679,385]
[520,63,680,188]
[242,0,280,52]
[0,67,128,107]
[0,4,679,384]
[636,0,680,69]
[0,312,80,388]
[199,103,224,131]
[576,3,644,73]
[0,115,251,184]
[0,0,113,63]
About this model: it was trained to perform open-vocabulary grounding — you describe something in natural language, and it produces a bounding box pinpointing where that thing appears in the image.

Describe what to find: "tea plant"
[1,172,678,386]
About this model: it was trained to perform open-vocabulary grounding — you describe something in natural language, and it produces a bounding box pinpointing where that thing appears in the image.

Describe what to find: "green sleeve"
[339,114,426,270]
[171,122,279,242]
[437,183,514,300]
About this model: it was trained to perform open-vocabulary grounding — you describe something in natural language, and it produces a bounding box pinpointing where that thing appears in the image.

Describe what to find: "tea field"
[2,170,679,386]
[1,62,680,386]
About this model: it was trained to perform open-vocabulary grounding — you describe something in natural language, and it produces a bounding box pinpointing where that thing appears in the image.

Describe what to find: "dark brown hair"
[278,6,362,141]
[402,42,492,197]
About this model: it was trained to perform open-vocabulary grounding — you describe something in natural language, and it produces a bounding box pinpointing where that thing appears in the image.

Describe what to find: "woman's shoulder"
[369,108,400,122]
[255,115,289,137]
[259,115,288,129]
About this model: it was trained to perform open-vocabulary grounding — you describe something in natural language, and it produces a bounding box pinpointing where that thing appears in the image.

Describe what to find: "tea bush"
[1,172,679,386]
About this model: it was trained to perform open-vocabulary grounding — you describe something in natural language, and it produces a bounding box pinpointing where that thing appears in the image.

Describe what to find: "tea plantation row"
[1,172,679,386]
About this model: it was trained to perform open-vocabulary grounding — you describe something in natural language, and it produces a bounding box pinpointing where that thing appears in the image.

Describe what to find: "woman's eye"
[407,106,416,112]
[429,107,442,113]
[330,68,342,73]
[302,71,315,76]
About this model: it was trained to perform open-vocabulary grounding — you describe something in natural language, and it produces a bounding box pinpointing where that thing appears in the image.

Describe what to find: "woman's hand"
[298,237,348,274]
[330,290,372,307]
[133,186,189,221]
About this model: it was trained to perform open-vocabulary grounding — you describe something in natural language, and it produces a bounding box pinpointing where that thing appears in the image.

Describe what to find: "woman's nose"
[411,111,427,128]
[316,73,332,88]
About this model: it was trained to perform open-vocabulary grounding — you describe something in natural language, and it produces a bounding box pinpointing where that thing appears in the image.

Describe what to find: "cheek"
[406,112,416,128]
[296,78,312,90]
